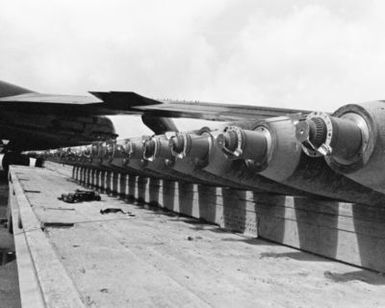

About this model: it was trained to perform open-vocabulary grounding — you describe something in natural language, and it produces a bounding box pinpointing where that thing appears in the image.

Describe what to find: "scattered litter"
[58,189,101,203]
[100,208,135,216]
[41,222,75,229]
[85,296,95,306]
[24,190,41,193]
[187,235,202,241]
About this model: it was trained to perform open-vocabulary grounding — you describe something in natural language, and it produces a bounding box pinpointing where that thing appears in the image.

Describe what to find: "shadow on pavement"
[324,270,385,285]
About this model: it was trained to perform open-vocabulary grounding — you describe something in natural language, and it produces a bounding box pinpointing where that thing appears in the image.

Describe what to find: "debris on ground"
[58,189,101,203]
[100,208,135,216]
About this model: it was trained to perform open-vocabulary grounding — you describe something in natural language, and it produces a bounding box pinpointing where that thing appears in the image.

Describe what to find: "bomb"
[168,126,306,196]
[140,133,208,183]
[295,101,385,196]
[217,116,385,205]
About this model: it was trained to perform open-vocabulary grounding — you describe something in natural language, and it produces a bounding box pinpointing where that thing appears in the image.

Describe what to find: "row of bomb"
[39,100,385,206]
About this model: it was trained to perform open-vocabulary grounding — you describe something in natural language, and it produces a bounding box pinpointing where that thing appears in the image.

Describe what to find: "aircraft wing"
[0,80,309,153]
[90,91,311,121]
[0,92,158,116]
[0,80,309,120]
[0,81,119,152]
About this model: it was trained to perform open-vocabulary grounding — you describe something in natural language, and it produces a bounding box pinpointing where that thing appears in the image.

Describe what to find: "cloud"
[1,0,385,136]
[203,0,385,111]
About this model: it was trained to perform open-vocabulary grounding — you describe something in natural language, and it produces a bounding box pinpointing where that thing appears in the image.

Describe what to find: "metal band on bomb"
[105,142,115,162]
[169,131,212,163]
[127,139,146,160]
[143,138,157,161]
[296,111,369,167]
[296,112,333,157]
[169,133,188,159]
[217,126,271,165]
[143,134,176,166]
[217,126,244,158]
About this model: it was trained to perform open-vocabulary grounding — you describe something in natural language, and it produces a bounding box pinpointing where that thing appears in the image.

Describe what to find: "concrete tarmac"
[0,171,21,308]
[11,166,385,307]
[5,164,385,307]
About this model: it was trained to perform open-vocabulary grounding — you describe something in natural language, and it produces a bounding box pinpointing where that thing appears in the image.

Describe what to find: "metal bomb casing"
[90,141,107,166]
[126,136,148,160]
[217,117,301,182]
[64,145,81,165]
[168,129,254,189]
[104,139,134,171]
[118,136,162,178]
[217,116,385,205]
[143,133,175,164]
[141,133,208,183]
[100,141,115,165]
[78,144,93,166]
[95,140,130,173]
[169,128,212,166]
[296,101,385,195]
[83,141,127,185]
[168,122,305,195]
[217,126,269,167]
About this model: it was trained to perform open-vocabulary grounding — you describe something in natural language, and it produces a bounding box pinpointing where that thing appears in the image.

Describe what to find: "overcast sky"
[1,0,384,137]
